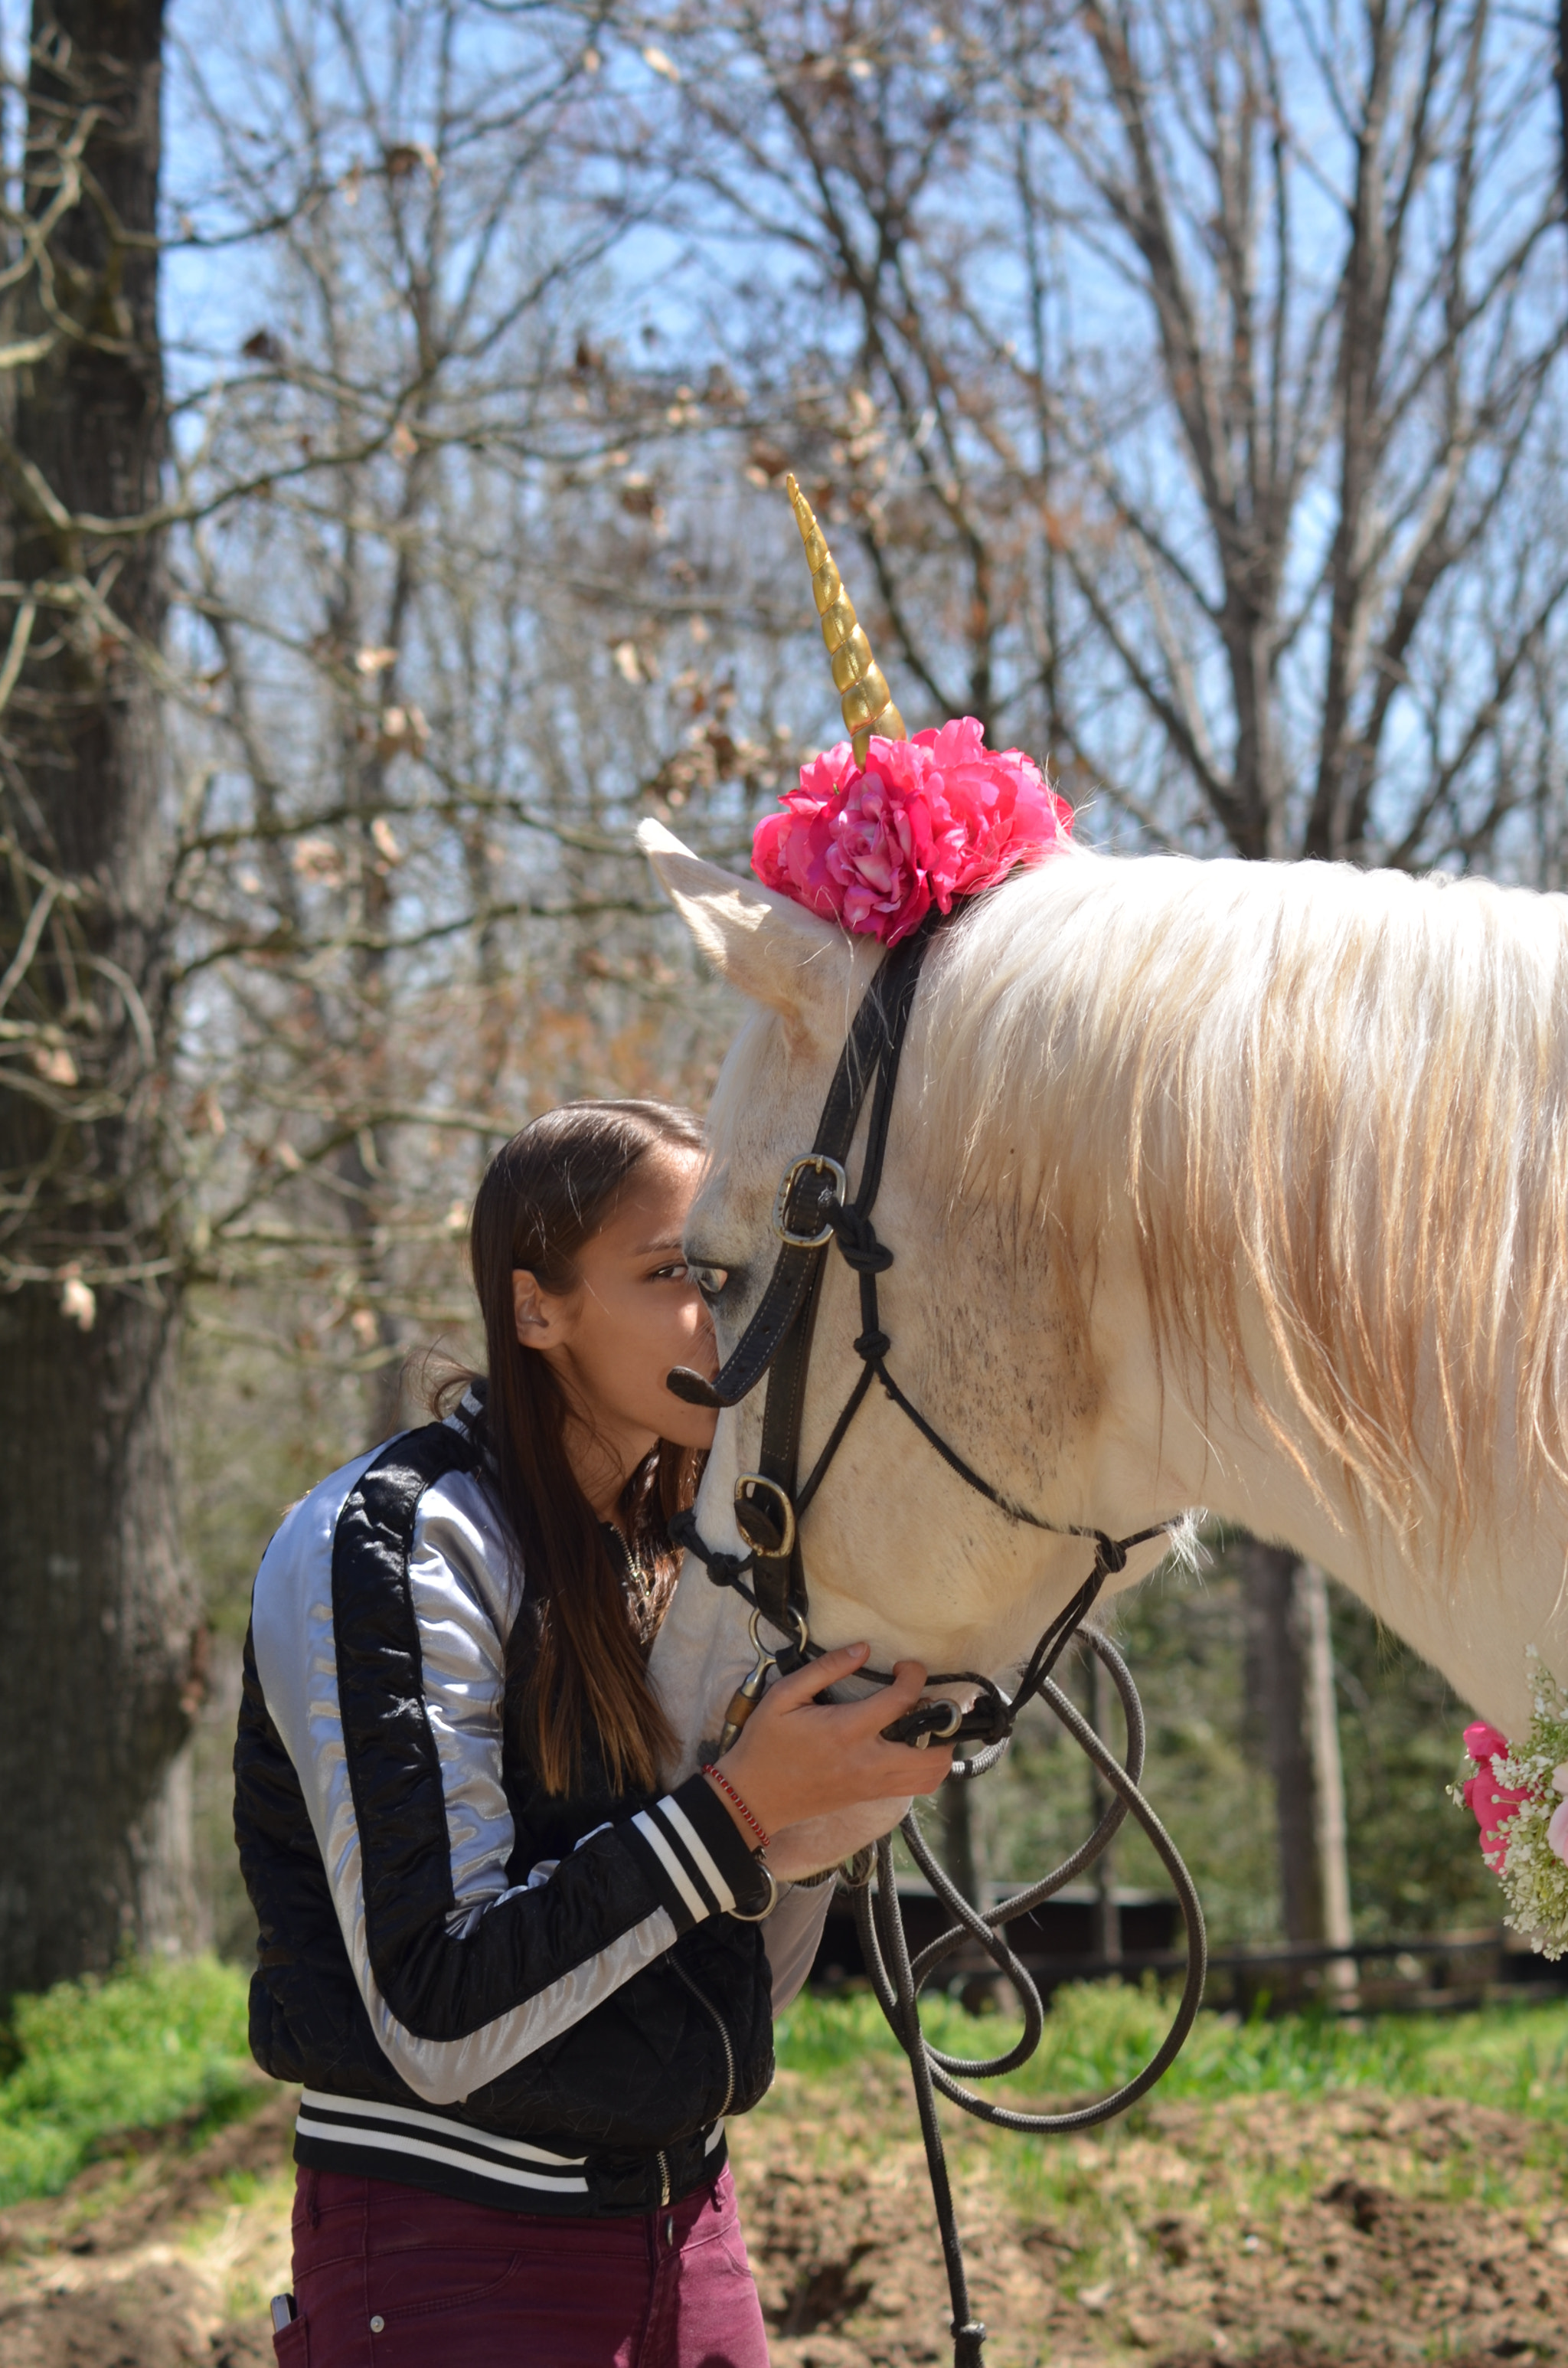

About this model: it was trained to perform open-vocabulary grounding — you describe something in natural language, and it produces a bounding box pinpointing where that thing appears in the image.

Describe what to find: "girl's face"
[513,1146,719,1506]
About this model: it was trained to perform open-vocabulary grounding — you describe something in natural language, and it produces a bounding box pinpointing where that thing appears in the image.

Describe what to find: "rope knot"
[668,1509,753,1591]
[1095,1530,1129,1576]
[830,1206,895,1274]
[854,1327,891,1362]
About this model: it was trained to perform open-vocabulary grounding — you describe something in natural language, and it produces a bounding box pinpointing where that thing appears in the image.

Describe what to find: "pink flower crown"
[752,715,1074,947]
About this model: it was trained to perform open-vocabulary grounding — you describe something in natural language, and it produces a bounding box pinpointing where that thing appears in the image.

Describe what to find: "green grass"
[0,1956,261,2206]
[776,1977,1568,2117]
[776,1984,1568,2258]
[5,1958,1568,2216]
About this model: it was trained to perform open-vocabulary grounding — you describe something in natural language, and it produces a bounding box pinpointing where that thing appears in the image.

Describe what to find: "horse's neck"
[919,853,1568,1736]
[1080,1197,1568,1736]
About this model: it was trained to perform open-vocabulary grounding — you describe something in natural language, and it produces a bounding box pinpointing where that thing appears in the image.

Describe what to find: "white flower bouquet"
[1452,1650,1568,1958]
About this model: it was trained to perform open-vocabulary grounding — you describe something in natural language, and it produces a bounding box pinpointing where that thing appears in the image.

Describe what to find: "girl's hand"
[704,1644,951,1843]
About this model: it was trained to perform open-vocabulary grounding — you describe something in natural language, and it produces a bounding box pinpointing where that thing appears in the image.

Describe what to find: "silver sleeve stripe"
[250,1447,689,2105]
[631,1807,714,1922]
[404,1474,524,1925]
[298,2088,586,2167]
[659,1794,737,1914]
[350,1904,682,2105]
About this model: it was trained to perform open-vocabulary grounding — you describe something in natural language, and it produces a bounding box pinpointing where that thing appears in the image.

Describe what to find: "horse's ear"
[638,819,854,1031]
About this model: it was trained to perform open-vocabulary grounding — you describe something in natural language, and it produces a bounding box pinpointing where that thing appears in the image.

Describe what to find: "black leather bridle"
[664,909,1208,2368]
[666,911,1171,1754]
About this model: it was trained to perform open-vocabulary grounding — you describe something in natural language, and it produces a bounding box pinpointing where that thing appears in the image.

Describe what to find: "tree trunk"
[1300,1561,1357,1998]
[0,0,196,1999]
[1240,1539,1324,1945]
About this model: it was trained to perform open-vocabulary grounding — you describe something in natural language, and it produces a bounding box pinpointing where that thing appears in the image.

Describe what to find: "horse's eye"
[688,1261,730,1303]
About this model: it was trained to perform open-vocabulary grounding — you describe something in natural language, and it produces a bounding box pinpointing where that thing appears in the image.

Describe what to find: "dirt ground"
[2,2055,1566,2368]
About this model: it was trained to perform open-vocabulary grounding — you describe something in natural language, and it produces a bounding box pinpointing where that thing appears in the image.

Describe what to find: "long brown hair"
[456,1100,707,1797]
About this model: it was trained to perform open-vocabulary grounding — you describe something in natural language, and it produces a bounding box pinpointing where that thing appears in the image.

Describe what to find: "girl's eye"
[687,1262,730,1303]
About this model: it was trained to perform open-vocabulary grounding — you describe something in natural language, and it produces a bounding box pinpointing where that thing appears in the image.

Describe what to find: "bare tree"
[163,0,780,1440]
[0,0,201,1994]
[618,0,1568,867]
[0,0,789,1989]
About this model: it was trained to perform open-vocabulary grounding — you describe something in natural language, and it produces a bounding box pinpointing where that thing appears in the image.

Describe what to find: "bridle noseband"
[667,912,1170,1754]
[665,911,1208,2368]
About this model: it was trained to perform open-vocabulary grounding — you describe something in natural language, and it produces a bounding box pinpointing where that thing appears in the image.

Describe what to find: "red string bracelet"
[701,1762,769,1852]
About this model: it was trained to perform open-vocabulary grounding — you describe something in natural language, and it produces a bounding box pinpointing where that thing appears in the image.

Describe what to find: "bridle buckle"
[771,1153,848,1249]
[733,1472,797,1559]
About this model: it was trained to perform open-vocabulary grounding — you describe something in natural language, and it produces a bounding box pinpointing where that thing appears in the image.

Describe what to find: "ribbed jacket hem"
[292,2088,727,2216]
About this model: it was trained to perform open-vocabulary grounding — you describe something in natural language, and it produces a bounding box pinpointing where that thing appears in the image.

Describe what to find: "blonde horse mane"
[917,849,1568,1550]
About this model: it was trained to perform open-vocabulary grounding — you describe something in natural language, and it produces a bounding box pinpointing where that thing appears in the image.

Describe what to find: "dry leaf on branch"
[291,836,347,887]
[59,1270,96,1331]
[31,1043,78,1088]
[377,705,428,758]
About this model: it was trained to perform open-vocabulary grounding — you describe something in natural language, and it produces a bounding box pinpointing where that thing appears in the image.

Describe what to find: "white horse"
[640,823,1568,1877]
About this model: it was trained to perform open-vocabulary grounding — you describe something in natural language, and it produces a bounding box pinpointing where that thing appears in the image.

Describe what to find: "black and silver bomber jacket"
[233,1392,831,2217]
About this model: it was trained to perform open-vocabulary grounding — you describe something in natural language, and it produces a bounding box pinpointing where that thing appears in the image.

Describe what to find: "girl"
[237,1098,948,2366]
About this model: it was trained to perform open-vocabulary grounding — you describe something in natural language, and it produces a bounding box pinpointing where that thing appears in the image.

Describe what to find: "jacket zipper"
[657,2148,671,2208]
[672,1961,737,2120]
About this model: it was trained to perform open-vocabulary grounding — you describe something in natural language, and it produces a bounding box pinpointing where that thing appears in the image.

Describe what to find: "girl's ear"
[514,1268,573,1350]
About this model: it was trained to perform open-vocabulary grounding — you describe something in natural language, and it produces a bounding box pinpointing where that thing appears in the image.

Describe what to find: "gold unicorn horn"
[786,473,906,764]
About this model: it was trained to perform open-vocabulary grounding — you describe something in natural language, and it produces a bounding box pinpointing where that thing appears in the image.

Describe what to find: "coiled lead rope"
[850,1627,1207,2363]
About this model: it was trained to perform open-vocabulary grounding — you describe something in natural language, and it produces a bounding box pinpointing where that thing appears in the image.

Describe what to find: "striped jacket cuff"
[623,1774,767,1932]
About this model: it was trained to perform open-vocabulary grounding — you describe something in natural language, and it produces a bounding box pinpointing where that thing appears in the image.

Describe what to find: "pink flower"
[1549,1797,1568,1867]
[752,717,1073,947]
[1461,1723,1532,1872]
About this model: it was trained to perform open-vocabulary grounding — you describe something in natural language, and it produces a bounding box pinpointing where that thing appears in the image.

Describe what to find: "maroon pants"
[273,2164,770,2367]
